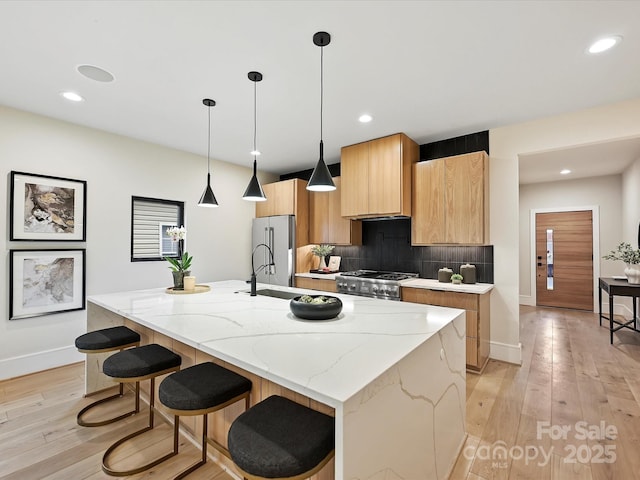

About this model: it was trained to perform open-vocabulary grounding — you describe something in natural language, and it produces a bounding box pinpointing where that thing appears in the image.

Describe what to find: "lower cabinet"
[401,287,490,372]
[295,276,337,293]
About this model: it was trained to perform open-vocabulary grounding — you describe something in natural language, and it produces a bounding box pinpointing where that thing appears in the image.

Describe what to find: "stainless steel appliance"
[252,215,296,287]
[335,270,419,300]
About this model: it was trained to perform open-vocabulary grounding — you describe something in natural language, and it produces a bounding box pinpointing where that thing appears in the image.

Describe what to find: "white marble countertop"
[401,278,494,294]
[295,272,339,280]
[88,280,464,407]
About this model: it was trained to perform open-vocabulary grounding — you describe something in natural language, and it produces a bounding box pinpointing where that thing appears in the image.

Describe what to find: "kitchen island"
[86,280,466,480]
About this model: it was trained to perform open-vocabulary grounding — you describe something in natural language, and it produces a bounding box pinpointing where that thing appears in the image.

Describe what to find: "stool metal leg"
[174,414,208,480]
[77,382,140,427]
[102,378,178,476]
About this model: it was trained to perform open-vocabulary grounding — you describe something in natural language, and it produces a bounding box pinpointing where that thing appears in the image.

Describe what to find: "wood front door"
[535,210,593,311]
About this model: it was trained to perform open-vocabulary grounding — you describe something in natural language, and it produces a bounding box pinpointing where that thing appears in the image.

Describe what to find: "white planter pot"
[624,263,640,284]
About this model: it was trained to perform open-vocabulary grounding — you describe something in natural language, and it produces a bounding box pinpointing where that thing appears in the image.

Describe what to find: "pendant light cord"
[253,79,258,159]
[320,44,324,142]
[207,105,211,175]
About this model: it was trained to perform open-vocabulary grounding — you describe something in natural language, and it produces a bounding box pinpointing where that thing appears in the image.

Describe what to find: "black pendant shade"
[243,71,267,202]
[199,173,218,206]
[307,31,336,192]
[243,159,266,201]
[198,98,219,207]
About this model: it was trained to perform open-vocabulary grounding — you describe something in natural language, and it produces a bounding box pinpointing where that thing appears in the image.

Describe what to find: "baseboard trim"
[489,340,522,366]
[519,295,535,306]
[0,345,83,381]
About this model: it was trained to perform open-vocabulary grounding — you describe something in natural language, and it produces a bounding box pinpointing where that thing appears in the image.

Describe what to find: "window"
[131,196,184,262]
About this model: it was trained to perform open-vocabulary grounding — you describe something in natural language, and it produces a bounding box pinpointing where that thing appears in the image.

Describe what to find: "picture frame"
[9,249,86,320]
[10,171,87,241]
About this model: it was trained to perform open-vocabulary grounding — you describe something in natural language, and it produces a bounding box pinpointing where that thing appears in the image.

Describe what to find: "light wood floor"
[1,306,639,479]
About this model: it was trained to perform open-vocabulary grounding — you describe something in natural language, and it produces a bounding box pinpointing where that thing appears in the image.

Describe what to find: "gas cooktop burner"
[335,270,419,300]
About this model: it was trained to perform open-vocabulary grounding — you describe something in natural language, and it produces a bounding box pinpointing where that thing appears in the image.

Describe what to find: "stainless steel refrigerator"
[251,215,296,287]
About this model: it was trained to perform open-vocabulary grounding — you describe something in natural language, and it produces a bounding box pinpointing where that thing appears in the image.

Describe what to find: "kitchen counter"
[87,280,466,479]
[401,277,494,294]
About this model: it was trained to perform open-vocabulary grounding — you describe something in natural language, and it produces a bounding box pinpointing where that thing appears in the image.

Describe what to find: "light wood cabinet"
[341,133,418,218]
[255,178,309,247]
[401,287,490,372]
[295,276,337,293]
[412,151,489,245]
[309,177,362,245]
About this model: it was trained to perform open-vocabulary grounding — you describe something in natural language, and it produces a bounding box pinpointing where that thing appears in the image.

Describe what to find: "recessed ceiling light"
[588,36,622,54]
[359,114,372,123]
[61,91,84,102]
[77,64,115,82]
[560,169,571,175]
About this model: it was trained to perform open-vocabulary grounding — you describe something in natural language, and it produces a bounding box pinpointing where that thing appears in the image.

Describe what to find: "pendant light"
[243,71,267,201]
[198,98,219,207]
[307,31,336,192]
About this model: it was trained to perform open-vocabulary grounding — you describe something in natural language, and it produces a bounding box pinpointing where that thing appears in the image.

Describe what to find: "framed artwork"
[10,171,87,241]
[9,249,86,320]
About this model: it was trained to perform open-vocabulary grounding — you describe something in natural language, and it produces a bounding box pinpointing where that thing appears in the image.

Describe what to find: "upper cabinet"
[341,133,418,218]
[256,178,309,247]
[309,177,362,246]
[412,151,489,245]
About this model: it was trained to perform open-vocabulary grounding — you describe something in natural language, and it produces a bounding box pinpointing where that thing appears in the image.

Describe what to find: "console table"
[598,277,640,343]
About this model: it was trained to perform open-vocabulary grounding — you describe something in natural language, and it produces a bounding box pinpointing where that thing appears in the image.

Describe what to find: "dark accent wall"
[280,162,341,182]
[332,218,494,283]
[420,130,489,161]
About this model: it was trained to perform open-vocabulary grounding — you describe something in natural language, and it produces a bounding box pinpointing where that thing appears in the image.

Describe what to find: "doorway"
[535,210,594,311]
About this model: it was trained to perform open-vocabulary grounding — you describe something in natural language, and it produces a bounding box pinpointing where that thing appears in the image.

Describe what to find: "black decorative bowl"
[289,295,343,320]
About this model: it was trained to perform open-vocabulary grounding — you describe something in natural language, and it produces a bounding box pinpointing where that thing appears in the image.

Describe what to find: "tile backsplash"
[332,218,494,283]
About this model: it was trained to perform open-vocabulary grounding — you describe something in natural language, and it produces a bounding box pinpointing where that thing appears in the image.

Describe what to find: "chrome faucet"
[250,243,275,296]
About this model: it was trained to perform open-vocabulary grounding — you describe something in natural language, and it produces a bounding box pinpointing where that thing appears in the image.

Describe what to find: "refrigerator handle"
[264,227,269,272]
[269,227,275,274]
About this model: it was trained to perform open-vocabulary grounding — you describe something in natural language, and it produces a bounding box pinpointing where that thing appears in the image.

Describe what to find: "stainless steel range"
[335,270,419,300]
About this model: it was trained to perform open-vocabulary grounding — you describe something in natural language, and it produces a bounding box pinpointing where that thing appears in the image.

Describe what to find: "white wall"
[622,157,640,243]
[489,97,640,366]
[519,175,623,303]
[0,105,275,380]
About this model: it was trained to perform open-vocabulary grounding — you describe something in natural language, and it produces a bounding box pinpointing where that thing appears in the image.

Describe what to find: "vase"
[172,270,191,289]
[624,264,640,284]
[317,256,327,270]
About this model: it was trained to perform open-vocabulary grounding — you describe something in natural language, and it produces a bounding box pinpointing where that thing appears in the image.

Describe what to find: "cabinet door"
[309,189,330,244]
[340,142,369,217]
[445,153,486,244]
[412,159,446,244]
[256,180,297,218]
[368,134,402,215]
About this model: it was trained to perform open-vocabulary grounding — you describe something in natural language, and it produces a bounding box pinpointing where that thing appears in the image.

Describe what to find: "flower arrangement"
[451,273,463,284]
[311,244,335,258]
[603,242,640,265]
[164,225,193,273]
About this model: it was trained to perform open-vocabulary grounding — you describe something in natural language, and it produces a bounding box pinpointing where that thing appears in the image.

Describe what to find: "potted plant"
[311,244,335,271]
[451,273,463,285]
[603,242,640,284]
[165,226,193,289]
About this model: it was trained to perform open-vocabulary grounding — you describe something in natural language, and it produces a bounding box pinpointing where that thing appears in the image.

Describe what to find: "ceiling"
[1,1,639,178]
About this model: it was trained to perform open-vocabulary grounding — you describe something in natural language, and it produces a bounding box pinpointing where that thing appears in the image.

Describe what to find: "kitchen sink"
[239,288,301,300]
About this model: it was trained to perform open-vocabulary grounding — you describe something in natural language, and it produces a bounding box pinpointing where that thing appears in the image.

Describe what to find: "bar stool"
[158,362,252,479]
[75,326,141,427]
[228,395,335,480]
[101,343,182,476]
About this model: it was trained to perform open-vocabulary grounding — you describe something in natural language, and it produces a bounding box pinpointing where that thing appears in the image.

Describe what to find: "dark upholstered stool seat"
[103,344,181,379]
[75,326,140,352]
[228,395,335,479]
[101,344,182,477]
[160,362,252,412]
[158,362,252,479]
[75,326,141,428]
